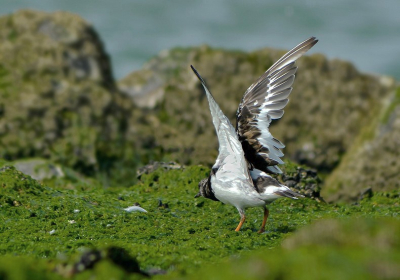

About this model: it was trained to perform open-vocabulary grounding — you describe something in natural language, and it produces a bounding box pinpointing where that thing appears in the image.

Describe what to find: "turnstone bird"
[191,37,318,233]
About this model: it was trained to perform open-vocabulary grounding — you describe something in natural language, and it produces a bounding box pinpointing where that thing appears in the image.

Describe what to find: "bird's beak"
[194,192,201,198]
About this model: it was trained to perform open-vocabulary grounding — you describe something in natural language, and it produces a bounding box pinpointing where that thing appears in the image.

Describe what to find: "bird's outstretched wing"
[191,65,252,184]
[236,37,318,174]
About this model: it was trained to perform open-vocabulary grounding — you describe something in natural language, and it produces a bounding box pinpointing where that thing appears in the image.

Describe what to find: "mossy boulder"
[324,86,400,201]
[119,46,396,173]
[0,165,52,208]
[0,10,138,184]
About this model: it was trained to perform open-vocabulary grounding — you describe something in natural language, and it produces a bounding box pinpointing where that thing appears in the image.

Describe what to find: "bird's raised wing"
[236,37,318,174]
[191,65,252,183]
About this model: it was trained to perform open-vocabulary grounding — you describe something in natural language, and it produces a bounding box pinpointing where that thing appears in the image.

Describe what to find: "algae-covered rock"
[169,218,400,280]
[0,165,52,208]
[0,165,45,192]
[324,86,400,201]
[0,9,112,162]
[275,160,322,200]
[119,46,396,173]
[0,10,138,184]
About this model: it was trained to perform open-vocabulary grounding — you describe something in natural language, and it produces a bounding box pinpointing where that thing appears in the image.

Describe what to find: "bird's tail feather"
[274,188,304,199]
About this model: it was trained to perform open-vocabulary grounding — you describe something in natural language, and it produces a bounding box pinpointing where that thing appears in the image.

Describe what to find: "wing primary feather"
[269,75,295,94]
[268,88,292,102]
[267,37,318,75]
[272,137,285,148]
[263,99,289,110]
[235,37,318,174]
[267,165,282,174]
[267,109,284,119]
[191,65,206,85]
[269,63,297,83]
[270,68,297,87]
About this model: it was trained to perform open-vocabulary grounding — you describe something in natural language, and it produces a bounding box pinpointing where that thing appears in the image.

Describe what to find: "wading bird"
[191,37,318,233]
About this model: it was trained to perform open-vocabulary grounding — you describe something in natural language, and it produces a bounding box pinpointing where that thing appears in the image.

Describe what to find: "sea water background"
[2,0,400,80]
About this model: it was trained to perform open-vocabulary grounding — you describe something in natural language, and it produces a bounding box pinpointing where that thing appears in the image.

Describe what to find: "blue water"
[2,0,400,80]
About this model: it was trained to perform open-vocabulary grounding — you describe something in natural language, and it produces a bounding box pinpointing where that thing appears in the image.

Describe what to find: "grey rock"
[13,158,64,181]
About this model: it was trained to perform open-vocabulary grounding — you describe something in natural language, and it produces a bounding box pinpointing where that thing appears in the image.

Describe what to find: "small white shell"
[124,206,148,213]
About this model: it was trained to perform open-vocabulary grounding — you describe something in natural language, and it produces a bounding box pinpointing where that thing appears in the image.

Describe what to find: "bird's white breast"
[211,176,265,209]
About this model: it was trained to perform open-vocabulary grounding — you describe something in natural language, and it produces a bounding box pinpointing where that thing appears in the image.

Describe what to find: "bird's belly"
[213,183,265,209]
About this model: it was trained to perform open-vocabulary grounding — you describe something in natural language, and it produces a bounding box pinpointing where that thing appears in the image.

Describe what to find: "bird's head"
[195,178,208,198]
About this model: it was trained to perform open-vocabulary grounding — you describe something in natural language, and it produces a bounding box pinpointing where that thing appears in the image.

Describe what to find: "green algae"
[0,165,399,279]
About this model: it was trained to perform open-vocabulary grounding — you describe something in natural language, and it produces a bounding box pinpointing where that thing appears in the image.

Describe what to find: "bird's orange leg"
[258,207,269,233]
[235,210,246,232]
